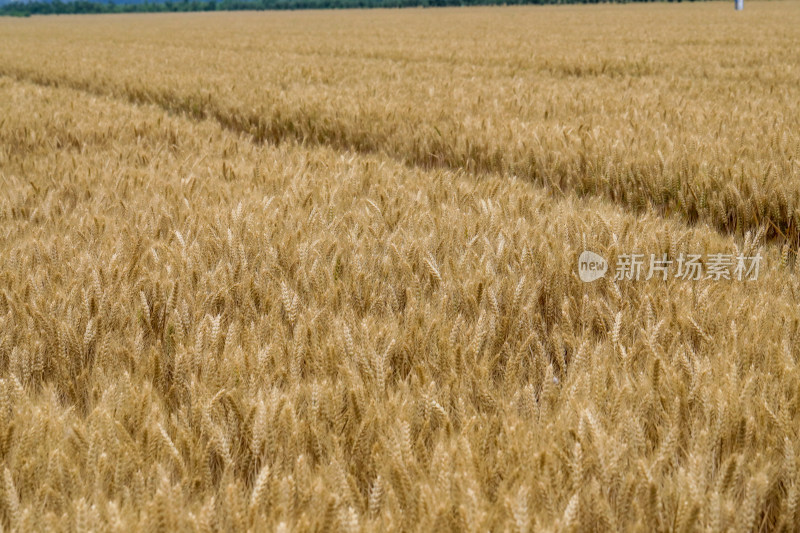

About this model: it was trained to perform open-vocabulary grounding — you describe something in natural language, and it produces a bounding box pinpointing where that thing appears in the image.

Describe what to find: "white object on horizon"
[735,0,743,10]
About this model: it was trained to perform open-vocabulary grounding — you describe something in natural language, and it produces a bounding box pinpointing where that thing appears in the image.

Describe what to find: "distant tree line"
[0,0,698,16]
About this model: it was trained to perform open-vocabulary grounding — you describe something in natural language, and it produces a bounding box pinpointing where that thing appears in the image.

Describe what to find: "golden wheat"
[1,4,799,239]
[0,4,800,531]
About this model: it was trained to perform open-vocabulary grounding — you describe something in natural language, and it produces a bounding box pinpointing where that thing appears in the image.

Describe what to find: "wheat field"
[1,3,800,532]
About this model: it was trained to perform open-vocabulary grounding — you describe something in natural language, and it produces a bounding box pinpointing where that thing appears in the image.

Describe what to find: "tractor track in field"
[1,67,795,248]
